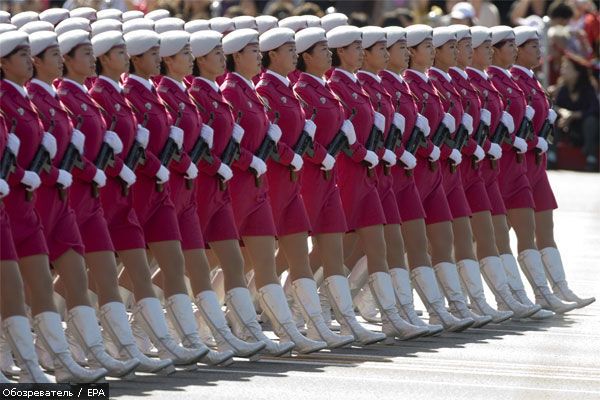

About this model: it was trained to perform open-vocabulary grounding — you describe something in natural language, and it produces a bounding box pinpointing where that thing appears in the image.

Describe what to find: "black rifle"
[57,116,84,200]
[382,121,402,176]
[121,113,148,196]
[186,112,215,190]
[448,102,470,174]
[471,121,489,169]
[219,112,243,191]
[252,111,280,187]
[0,119,17,183]
[488,99,512,169]
[535,118,554,166]
[323,109,356,180]
[26,120,54,201]
[514,111,533,164]
[92,115,118,198]
[289,109,317,182]
[156,104,185,192]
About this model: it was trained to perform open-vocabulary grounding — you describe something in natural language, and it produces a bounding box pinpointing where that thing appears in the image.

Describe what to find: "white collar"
[163,76,186,92]
[511,64,534,78]
[99,75,123,93]
[407,68,429,82]
[304,72,326,87]
[266,70,290,87]
[357,70,381,84]
[430,66,452,82]
[384,69,404,84]
[4,79,28,98]
[30,78,56,97]
[63,78,88,94]
[198,77,220,92]
[128,74,154,92]
[233,72,255,90]
[488,65,512,79]
[450,66,468,80]
[334,68,357,83]
[466,66,489,80]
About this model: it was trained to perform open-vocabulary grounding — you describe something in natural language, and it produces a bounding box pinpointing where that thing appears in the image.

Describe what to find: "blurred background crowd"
[2,0,599,171]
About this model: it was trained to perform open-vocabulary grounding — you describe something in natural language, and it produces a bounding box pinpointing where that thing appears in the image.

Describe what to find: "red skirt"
[480,160,506,216]
[441,164,472,219]
[196,173,239,244]
[498,152,535,210]
[300,163,348,235]
[170,174,205,250]
[413,159,452,225]
[459,161,492,214]
[69,181,115,253]
[525,152,557,212]
[229,170,277,237]
[3,187,49,258]
[0,206,18,261]
[391,168,426,222]
[376,167,402,225]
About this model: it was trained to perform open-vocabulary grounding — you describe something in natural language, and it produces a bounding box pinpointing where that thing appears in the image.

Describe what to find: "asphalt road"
[108,170,600,400]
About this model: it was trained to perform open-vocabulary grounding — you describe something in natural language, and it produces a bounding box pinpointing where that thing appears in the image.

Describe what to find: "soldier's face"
[33,45,63,80]
[435,40,457,67]
[199,45,225,76]
[103,45,129,75]
[494,39,517,67]
[64,44,96,78]
[135,46,161,77]
[165,44,194,77]
[456,38,473,67]
[271,42,297,75]
[517,39,541,68]
[339,41,363,72]
[237,43,261,76]
[388,40,409,70]
[411,39,434,68]
[364,42,389,71]
[2,46,33,82]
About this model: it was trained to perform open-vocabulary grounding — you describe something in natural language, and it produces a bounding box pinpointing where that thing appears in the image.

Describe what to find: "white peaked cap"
[122,18,154,34]
[122,10,144,22]
[295,27,326,53]
[450,24,471,41]
[490,25,515,45]
[154,17,184,34]
[190,30,222,57]
[19,21,54,34]
[304,15,321,28]
[0,24,17,34]
[514,26,539,47]
[385,26,406,48]
[96,9,122,21]
[55,17,91,36]
[222,28,258,55]
[361,26,386,49]
[432,26,456,48]
[92,30,124,57]
[321,13,347,32]
[91,19,122,36]
[471,26,491,48]
[145,9,170,21]
[11,11,39,29]
[209,17,234,34]
[124,29,160,56]
[279,16,307,32]
[233,15,257,30]
[159,30,189,57]
[256,15,278,35]
[326,25,361,49]
[70,7,97,21]
[185,19,209,33]
[29,30,58,56]
[259,27,295,52]
[0,30,28,57]
[0,11,10,24]
[39,8,69,26]
[405,24,433,47]
[58,29,91,55]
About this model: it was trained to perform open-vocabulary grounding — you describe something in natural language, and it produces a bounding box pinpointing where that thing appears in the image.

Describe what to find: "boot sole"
[445,319,475,332]
[358,335,387,346]
[573,298,596,309]
[234,342,267,358]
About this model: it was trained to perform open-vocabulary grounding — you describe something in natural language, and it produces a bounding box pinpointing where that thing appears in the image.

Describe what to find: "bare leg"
[355,225,388,274]
[507,208,537,252]
[209,240,247,291]
[84,251,122,306]
[313,233,346,278]
[17,255,57,315]
[0,260,27,318]
[117,249,156,301]
[52,249,91,309]
[278,232,313,282]
[147,241,187,297]
[183,249,213,295]
[492,214,512,255]
[534,210,557,249]
[470,211,500,259]
[426,221,454,265]
[242,236,279,289]
[384,224,406,269]
[401,219,431,268]
[452,217,477,261]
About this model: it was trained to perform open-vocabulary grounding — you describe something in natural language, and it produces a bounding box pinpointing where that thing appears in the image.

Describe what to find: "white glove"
[0,178,9,198]
[382,149,397,165]
[480,109,491,127]
[547,109,557,124]
[429,145,441,162]
[217,163,233,182]
[103,130,123,155]
[250,155,267,177]
[525,105,535,121]
[461,113,474,135]
[487,143,502,160]
[303,119,317,139]
[449,149,462,165]
[290,153,304,171]
[201,124,214,149]
[442,113,456,133]
[42,132,57,159]
[363,150,379,168]
[416,113,430,137]
[7,133,20,155]
[500,111,515,134]
[267,123,282,143]
[513,136,528,154]
[70,129,85,154]
[373,111,386,132]
[93,168,107,188]
[169,126,184,150]
[136,125,150,149]
[536,137,548,153]
[156,165,170,184]
[185,163,198,179]
[392,113,406,132]
[118,165,136,187]
[57,169,72,188]
[21,171,41,191]
[232,123,245,143]
[320,153,335,171]
[341,120,356,145]
[473,145,485,162]
[399,150,417,170]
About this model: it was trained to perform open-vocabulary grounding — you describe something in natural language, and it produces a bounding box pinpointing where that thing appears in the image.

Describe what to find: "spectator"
[554,54,600,171]
[378,8,414,28]
[449,1,477,26]
[293,2,324,17]
[548,0,575,26]
[510,0,552,26]
[570,0,600,59]
[224,5,245,17]
[348,11,368,27]
[264,0,294,19]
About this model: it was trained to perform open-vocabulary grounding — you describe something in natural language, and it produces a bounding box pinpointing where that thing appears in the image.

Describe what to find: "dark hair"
[224,5,244,18]
[265,1,294,20]
[32,47,50,78]
[296,43,317,72]
[348,12,368,28]
[160,59,167,76]
[565,57,593,95]
[95,58,103,76]
[1,46,28,80]
[293,2,324,17]
[548,1,574,20]
[62,45,80,76]
[192,58,201,77]
[493,39,510,49]
[407,45,419,69]
[261,51,271,69]
[379,8,413,28]
[331,48,341,67]
[226,54,235,72]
